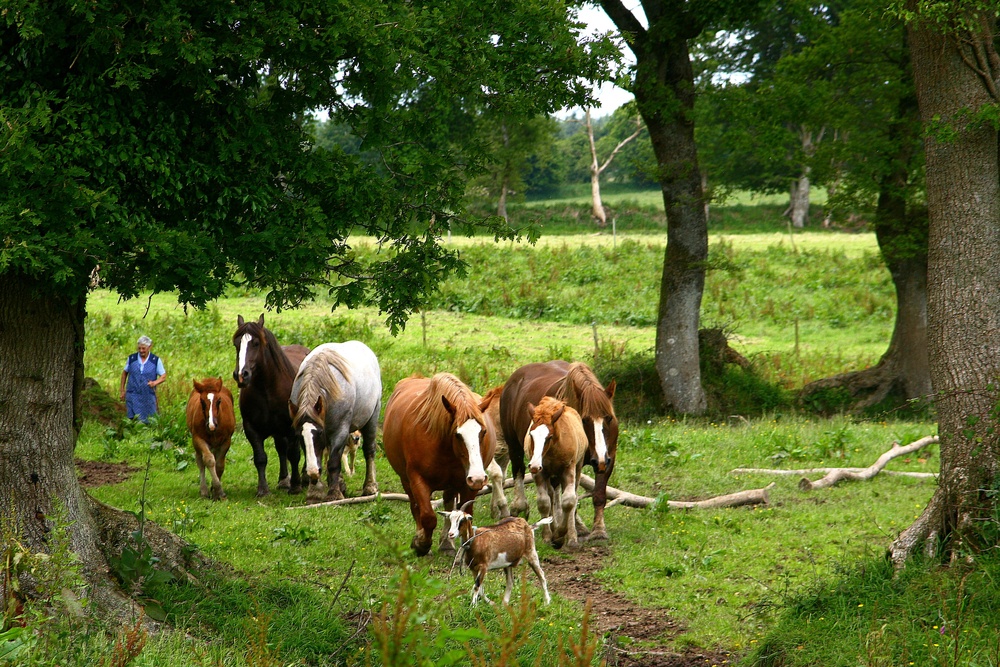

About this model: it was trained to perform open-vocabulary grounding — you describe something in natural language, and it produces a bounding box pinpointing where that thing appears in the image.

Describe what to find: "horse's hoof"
[277,476,290,489]
[564,540,581,552]
[587,530,609,542]
[362,483,378,496]
[411,539,431,557]
[288,485,303,495]
[325,489,345,502]
[256,487,270,498]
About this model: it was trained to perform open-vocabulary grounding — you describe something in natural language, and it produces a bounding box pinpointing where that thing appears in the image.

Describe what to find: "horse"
[288,342,381,503]
[524,397,588,549]
[232,314,310,496]
[481,385,511,520]
[185,377,237,501]
[382,373,497,556]
[500,360,618,541]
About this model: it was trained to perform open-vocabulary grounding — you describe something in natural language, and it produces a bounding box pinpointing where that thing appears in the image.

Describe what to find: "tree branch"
[597,0,645,51]
[796,435,938,491]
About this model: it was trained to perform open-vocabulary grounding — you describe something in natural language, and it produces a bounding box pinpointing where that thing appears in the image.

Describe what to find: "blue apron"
[125,352,160,422]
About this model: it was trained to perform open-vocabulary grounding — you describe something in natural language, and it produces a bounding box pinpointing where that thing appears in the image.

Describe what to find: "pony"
[232,314,310,496]
[185,377,237,501]
[382,373,497,556]
[524,397,588,549]
[500,360,618,540]
[288,342,381,503]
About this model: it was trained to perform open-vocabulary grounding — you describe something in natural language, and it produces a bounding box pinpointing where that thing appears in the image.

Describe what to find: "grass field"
[35,209,994,667]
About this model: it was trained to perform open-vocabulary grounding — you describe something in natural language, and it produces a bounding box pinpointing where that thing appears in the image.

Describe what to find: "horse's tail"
[531,517,554,531]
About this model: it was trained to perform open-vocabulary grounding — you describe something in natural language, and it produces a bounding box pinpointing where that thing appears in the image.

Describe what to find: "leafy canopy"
[1,0,614,331]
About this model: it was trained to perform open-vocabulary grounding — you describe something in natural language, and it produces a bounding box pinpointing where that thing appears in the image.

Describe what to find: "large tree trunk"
[0,274,184,619]
[586,109,608,228]
[891,10,1000,565]
[634,34,708,415]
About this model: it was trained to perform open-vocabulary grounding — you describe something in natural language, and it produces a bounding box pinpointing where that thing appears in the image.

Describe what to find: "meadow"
[38,204,1000,666]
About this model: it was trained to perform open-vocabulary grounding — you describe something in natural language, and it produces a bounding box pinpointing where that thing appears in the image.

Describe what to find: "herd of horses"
[184,313,619,561]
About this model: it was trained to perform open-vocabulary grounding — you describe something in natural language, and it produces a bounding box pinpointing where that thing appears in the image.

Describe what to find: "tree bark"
[586,109,609,228]
[600,0,708,415]
[0,274,187,619]
[891,9,1000,566]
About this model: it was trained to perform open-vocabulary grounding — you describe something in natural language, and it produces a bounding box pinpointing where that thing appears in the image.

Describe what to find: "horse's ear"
[552,404,565,423]
[288,401,298,419]
[257,313,265,326]
[441,395,456,416]
[478,394,494,413]
[526,402,536,419]
[605,379,616,400]
[313,394,324,416]
[237,314,245,327]
[460,500,475,515]
[193,379,203,392]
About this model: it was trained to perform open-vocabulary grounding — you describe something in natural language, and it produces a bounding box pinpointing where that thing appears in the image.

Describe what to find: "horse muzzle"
[529,463,542,475]
[466,474,486,491]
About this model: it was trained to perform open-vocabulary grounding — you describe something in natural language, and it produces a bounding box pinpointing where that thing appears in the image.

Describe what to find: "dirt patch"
[543,544,734,667]
[76,459,139,488]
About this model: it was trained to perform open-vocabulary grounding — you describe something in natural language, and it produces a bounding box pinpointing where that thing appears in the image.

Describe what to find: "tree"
[598,0,766,414]
[584,107,644,227]
[889,1,1000,565]
[0,0,610,618]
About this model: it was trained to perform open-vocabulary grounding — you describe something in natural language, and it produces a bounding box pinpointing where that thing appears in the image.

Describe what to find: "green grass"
[29,223,992,666]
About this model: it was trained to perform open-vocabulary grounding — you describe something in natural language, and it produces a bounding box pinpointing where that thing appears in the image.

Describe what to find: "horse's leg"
[276,436,290,489]
[486,458,509,520]
[406,477,435,556]
[193,437,210,499]
[502,567,515,606]
[509,437,529,518]
[588,458,615,542]
[359,416,379,496]
[283,434,303,495]
[559,471,580,551]
[532,473,554,545]
[214,440,230,500]
[243,422,270,497]
[324,426,349,502]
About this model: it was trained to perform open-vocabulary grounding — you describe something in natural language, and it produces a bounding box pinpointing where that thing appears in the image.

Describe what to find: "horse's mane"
[234,321,298,378]
[414,373,481,437]
[293,348,352,415]
[553,362,615,419]
[532,395,566,424]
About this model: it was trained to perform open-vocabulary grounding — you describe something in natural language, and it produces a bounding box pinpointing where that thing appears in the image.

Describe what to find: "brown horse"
[185,378,236,501]
[525,397,587,549]
[382,373,497,556]
[500,360,617,540]
[232,314,310,496]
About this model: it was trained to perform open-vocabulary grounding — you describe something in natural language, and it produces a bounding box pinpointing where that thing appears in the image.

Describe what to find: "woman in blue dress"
[118,335,167,423]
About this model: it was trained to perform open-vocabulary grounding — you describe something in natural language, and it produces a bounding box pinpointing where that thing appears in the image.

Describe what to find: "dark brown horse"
[382,373,497,556]
[500,360,617,540]
[232,314,310,496]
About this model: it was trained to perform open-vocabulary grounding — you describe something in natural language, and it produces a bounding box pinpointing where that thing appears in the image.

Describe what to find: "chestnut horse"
[185,377,236,501]
[232,314,310,496]
[382,373,497,556]
[525,397,587,549]
[288,342,381,503]
[500,360,617,540]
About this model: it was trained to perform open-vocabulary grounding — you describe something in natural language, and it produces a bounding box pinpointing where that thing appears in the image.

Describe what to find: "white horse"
[288,341,382,503]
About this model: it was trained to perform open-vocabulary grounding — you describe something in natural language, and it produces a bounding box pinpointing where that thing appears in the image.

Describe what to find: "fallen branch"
[578,474,774,509]
[289,476,774,511]
[794,436,938,491]
[731,467,935,480]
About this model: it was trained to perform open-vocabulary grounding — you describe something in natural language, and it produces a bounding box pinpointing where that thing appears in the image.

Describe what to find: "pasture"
[62,224,973,666]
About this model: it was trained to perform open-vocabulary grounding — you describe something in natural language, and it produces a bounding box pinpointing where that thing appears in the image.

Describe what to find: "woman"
[119,335,167,423]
